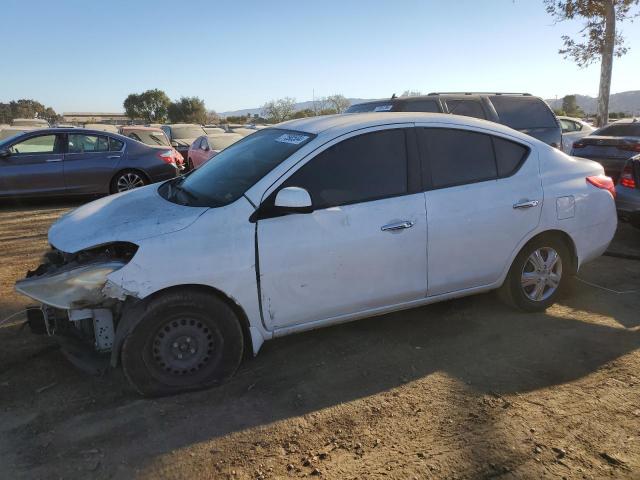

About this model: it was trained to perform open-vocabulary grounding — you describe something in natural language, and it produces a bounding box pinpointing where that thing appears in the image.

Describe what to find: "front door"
[257,127,428,330]
[0,133,65,196]
[416,126,543,296]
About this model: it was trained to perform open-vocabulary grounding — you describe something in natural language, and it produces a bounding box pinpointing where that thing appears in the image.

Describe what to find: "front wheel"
[499,236,570,312]
[121,290,244,397]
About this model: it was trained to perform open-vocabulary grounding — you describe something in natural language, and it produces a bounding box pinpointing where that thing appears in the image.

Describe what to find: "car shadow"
[2,275,639,477]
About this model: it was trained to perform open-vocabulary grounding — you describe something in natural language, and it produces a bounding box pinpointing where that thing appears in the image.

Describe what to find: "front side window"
[9,134,59,155]
[68,134,109,153]
[418,128,529,189]
[281,129,408,209]
[167,129,315,207]
[446,100,486,119]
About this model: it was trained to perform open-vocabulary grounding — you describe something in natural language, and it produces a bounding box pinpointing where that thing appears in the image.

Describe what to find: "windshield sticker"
[373,105,393,112]
[275,133,309,145]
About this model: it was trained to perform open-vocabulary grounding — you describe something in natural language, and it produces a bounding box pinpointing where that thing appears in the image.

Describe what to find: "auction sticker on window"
[275,133,309,145]
[373,105,393,112]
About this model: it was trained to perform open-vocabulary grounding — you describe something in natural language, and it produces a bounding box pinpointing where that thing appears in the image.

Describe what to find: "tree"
[168,96,207,124]
[261,97,296,123]
[561,94,584,116]
[291,108,315,119]
[326,94,351,113]
[0,99,60,124]
[205,110,220,124]
[545,0,639,127]
[123,89,170,122]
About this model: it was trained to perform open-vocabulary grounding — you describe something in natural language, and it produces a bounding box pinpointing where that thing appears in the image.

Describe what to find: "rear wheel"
[499,236,570,312]
[121,290,244,397]
[111,170,148,193]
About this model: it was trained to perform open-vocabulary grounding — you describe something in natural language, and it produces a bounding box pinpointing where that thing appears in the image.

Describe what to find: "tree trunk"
[597,0,616,127]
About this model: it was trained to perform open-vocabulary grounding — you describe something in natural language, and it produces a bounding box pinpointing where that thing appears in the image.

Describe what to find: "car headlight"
[15,261,125,310]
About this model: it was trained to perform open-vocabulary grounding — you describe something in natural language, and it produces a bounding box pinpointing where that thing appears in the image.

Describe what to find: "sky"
[2,0,639,114]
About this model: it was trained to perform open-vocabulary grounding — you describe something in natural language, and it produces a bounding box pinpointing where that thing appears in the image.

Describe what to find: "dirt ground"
[0,199,639,480]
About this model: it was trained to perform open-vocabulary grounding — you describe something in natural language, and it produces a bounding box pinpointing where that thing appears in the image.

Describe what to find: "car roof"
[10,127,130,140]
[277,112,537,142]
[120,126,163,131]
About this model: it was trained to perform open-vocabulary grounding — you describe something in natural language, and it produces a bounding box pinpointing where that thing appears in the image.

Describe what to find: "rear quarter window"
[490,96,557,129]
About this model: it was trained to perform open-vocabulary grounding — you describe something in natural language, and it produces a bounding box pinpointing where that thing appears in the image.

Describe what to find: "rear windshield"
[490,96,558,129]
[164,128,315,207]
[594,123,640,137]
[346,101,396,113]
[125,130,170,146]
[172,126,206,139]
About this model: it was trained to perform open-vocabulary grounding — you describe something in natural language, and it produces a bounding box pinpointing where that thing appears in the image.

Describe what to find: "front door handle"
[513,200,539,209]
[46,158,62,163]
[381,220,414,232]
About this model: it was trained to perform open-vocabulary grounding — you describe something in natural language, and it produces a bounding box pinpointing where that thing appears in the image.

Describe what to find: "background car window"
[490,96,557,129]
[493,137,529,177]
[68,134,109,153]
[200,138,209,150]
[282,129,408,209]
[345,101,396,113]
[400,100,440,113]
[109,137,124,151]
[594,123,640,137]
[445,100,486,119]
[419,128,497,188]
[9,135,58,154]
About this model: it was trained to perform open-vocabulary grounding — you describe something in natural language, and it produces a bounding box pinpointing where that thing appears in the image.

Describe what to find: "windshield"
[172,126,206,139]
[594,123,640,137]
[160,128,315,207]
[126,130,171,146]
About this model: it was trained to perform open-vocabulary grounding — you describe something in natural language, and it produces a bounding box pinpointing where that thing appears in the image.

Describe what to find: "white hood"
[49,184,208,253]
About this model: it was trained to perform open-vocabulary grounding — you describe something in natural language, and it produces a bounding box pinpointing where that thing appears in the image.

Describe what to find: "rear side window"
[418,128,529,189]
[109,138,124,151]
[68,134,109,153]
[445,100,486,119]
[419,128,496,188]
[490,96,557,129]
[399,100,440,113]
[594,123,640,137]
[282,129,408,209]
[493,137,528,177]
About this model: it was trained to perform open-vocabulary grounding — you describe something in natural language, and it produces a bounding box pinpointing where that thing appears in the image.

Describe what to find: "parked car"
[16,113,616,396]
[557,116,595,153]
[161,124,207,162]
[187,133,243,169]
[83,123,119,133]
[615,155,640,228]
[346,92,562,147]
[119,126,185,170]
[570,118,640,183]
[0,128,179,198]
[0,125,40,141]
[11,118,49,128]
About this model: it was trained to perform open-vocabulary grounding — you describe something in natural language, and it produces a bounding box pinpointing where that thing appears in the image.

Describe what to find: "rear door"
[0,133,65,196]
[417,125,542,295]
[63,133,124,194]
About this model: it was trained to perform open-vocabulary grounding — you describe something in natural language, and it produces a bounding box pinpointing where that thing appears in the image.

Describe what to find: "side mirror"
[0,149,10,158]
[171,140,179,147]
[274,187,312,212]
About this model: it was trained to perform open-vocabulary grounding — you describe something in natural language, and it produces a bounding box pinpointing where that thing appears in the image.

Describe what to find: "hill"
[545,91,640,115]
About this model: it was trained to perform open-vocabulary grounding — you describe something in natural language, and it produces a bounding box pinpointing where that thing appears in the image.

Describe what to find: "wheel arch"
[110,283,255,367]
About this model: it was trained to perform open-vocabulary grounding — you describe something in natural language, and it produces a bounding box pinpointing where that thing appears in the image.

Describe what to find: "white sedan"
[558,116,595,153]
[16,113,617,396]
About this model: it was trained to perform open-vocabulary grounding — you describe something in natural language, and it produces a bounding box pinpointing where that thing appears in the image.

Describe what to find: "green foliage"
[553,108,566,116]
[168,97,207,124]
[561,95,584,116]
[0,99,60,124]
[123,89,170,122]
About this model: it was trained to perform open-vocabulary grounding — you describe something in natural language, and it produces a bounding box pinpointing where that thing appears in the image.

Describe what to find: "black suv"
[345,92,561,148]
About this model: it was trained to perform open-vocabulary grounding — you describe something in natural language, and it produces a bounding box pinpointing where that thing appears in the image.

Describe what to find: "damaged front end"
[15,243,138,370]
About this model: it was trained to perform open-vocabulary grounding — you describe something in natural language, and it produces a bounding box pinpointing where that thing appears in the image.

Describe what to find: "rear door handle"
[513,200,539,209]
[107,155,121,159]
[45,158,62,163]
[381,220,414,232]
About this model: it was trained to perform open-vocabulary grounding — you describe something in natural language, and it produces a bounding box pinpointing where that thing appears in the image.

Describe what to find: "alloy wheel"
[520,247,563,302]
[116,172,145,192]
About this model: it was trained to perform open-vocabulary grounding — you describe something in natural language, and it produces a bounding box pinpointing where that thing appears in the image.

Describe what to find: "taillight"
[572,141,586,149]
[156,150,176,166]
[619,142,640,152]
[586,175,616,198]
[619,165,637,188]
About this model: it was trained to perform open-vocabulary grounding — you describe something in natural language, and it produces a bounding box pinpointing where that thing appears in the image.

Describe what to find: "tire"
[498,235,570,312]
[110,170,148,194]
[121,290,244,397]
